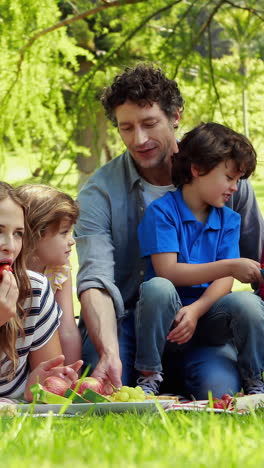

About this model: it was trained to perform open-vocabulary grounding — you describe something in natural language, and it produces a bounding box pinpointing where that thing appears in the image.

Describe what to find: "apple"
[0,264,13,280]
[71,377,103,395]
[43,376,70,396]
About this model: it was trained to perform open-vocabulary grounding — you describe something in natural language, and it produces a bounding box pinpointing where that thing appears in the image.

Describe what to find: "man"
[74,63,264,398]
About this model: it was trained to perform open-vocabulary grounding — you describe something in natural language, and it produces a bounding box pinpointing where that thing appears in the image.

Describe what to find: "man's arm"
[80,288,122,391]
[74,173,125,390]
[226,179,264,261]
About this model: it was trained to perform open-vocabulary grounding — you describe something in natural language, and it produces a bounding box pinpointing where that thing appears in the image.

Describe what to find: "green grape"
[120,386,130,392]
[135,386,145,394]
[109,385,147,402]
[117,391,130,402]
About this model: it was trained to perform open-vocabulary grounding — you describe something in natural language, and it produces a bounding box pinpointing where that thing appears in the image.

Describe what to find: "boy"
[137,122,264,396]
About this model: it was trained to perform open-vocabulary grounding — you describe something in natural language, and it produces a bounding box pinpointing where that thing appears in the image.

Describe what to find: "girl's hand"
[0,270,19,326]
[167,306,198,345]
[24,355,83,402]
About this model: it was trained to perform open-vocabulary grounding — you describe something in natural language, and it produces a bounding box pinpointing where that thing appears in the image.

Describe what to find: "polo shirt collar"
[174,188,221,230]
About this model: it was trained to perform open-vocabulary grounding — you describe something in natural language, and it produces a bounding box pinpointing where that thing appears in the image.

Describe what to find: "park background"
[1,1,264,467]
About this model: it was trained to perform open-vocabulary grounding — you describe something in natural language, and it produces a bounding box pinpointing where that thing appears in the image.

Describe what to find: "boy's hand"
[24,355,83,401]
[231,258,261,283]
[167,306,198,345]
[0,270,19,326]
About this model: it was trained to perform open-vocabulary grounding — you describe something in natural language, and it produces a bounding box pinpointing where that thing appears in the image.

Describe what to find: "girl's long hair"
[0,182,31,379]
[16,184,79,262]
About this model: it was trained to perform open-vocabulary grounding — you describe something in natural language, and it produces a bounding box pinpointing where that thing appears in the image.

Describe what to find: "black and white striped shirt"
[0,270,62,398]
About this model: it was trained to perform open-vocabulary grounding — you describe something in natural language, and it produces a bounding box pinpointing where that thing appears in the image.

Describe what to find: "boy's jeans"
[81,277,264,399]
[132,277,264,397]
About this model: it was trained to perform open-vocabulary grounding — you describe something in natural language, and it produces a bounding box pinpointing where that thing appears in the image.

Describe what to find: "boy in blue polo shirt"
[137,122,264,397]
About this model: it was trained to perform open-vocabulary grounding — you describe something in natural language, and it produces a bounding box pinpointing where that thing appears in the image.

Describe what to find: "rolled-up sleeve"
[227,179,264,261]
[74,178,125,319]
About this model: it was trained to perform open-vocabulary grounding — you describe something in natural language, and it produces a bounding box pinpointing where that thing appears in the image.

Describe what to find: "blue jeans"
[80,278,264,399]
[134,277,264,396]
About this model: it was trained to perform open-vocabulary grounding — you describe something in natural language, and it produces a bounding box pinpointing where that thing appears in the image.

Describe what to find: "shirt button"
[140,270,144,276]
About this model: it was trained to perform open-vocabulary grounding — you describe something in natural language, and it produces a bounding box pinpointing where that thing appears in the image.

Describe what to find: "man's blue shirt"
[138,188,241,305]
[75,149,263,324]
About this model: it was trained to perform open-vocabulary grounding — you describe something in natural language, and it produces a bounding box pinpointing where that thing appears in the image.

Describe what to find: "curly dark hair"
[101,63,184,126]
[171,122,257,187]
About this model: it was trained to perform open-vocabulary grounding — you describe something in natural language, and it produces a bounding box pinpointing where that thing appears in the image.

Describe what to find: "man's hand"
[0,270,19,326]
[167,306,198,345]
[24,355,83,401]
[91,353,122,395]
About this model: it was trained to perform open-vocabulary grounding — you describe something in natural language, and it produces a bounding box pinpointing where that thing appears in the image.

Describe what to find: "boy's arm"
[151,252,261,285]
[167,277,233,344]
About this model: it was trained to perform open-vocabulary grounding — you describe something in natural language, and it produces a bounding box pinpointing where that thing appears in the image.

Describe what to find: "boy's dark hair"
[171,122,257,187]
[101,63,184,126]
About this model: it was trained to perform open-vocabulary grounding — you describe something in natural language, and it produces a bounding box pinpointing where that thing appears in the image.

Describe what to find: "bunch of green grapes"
[109,386,146,402]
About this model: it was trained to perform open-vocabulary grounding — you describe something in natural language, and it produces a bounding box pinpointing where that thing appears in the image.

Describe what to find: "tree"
[1,0,264,186]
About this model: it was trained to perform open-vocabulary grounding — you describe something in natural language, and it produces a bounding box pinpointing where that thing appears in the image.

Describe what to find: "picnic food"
[234,393,264,411]
[0,264,13,280]
[30,383,71,404]
[211,392,264,411]
[109,386,146,402]
[71,377,103,396]
[30,380,177,405]
[43,376,70,396]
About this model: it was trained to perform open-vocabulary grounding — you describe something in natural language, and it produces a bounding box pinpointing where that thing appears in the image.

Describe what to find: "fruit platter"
[17,376,177,415]
[1,376,264,417]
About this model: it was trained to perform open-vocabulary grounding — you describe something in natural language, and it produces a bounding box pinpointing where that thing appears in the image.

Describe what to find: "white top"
[0,270,62,399]
[141,178,176,207]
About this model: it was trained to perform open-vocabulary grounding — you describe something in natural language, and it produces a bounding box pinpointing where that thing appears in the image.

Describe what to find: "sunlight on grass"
[0,408,264,467]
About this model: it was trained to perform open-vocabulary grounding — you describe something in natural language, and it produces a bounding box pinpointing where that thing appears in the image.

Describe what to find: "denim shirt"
[74,150,264,321]
[74,150,146,320]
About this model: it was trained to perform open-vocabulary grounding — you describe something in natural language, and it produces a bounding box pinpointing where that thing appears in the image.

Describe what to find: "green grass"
[1,406,264,467]
[2,157,264,467]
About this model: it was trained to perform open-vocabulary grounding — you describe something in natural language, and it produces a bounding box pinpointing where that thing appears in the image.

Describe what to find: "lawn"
[1,405,264,467]
[1,157,264,468]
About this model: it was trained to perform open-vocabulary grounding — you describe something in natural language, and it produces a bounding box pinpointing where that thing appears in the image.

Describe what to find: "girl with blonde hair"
[0,181,82,400]
[17,184,82,365]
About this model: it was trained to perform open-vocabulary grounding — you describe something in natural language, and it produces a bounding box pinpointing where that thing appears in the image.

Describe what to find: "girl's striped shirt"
[0,270,62,399]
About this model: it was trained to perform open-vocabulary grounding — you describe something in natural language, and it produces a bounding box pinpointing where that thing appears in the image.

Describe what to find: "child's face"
[36,217,75,267]
[0,197,24,266]
[193,159,244,208]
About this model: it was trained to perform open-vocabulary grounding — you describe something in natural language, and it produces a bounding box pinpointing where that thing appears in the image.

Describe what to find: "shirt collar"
[125,151,141,192]
[174,188,221,230]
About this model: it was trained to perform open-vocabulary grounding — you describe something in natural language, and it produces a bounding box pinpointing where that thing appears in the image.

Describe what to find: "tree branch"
[75,0,184,99]
[172,0,227,78]
[207,22,227,124]
[0,0,146,108]
[224,0,264,21]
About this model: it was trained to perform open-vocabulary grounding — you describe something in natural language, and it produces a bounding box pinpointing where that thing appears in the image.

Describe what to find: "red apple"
[43,376,70,396]
[71,377,103,395]
[0,264,13,281]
